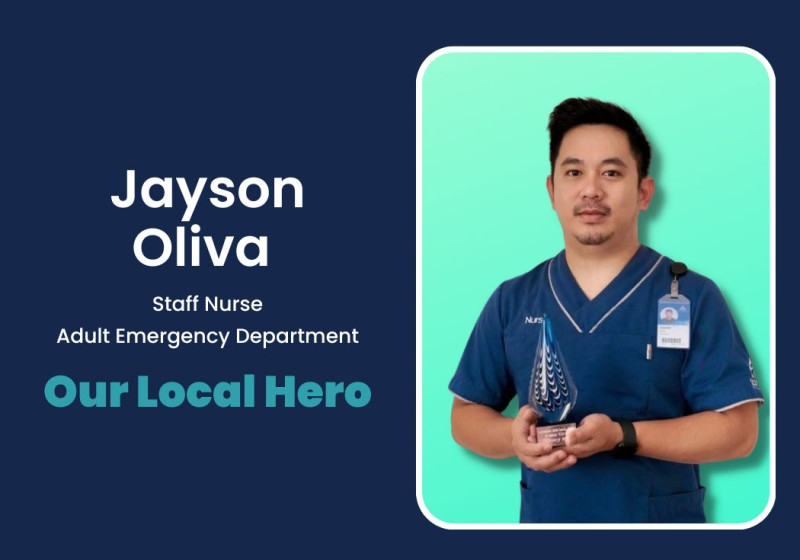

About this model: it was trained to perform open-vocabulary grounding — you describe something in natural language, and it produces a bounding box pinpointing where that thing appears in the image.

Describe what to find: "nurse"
[448,98,763,523]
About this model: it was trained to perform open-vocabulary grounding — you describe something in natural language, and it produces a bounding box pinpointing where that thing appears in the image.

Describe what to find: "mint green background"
[421,52,771,524]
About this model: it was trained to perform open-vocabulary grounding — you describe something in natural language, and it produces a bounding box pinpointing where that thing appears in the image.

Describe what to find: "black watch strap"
[611,420,638,459]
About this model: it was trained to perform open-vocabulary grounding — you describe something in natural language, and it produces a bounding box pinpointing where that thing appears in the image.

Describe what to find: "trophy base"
[536,423,576,447]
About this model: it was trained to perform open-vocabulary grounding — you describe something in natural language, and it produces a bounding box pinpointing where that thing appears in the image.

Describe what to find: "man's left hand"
[563,414,623,459]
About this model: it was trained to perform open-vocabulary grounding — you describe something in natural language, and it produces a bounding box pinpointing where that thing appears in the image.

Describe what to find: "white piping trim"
[547,259,583,333]
[450,390,478,404]
[547,257,583,334]
[588,256,664,333]
[715,398,764,413]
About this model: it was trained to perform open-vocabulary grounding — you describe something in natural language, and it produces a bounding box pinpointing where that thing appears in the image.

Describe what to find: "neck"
[563,238,642,300]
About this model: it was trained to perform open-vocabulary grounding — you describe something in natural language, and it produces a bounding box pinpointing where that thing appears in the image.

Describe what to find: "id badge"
[657,295,690,349]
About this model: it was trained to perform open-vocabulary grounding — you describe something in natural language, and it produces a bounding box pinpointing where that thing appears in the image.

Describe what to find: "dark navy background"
[2,2,791,557]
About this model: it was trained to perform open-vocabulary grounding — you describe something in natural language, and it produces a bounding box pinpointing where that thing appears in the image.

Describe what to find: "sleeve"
[448,284,516,411]
[681,280,764,413]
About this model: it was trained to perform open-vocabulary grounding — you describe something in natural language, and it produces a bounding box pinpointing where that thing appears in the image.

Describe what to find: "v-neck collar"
[548,245,663,333]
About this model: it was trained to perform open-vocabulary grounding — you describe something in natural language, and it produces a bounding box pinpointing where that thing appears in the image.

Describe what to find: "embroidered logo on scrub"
[748,357,760,390]
[524,316,543,325]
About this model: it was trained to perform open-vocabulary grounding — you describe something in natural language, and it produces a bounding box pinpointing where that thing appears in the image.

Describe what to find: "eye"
[603,169,622,177]
[565,169,581,177]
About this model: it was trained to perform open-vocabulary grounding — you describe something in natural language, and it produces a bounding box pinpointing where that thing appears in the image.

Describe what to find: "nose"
[580,172,604,199]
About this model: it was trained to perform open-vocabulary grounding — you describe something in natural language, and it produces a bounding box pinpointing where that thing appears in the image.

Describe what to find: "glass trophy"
[528,314,578,447]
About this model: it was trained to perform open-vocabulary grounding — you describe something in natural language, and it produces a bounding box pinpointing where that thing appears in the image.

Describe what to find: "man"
[448,98,763,523]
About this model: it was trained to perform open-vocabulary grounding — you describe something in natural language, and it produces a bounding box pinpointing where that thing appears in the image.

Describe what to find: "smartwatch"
[611,420,638,459]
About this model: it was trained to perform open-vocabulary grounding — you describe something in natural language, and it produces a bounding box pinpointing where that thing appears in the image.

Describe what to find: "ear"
[638,176,655,210]
[546,175,555,208]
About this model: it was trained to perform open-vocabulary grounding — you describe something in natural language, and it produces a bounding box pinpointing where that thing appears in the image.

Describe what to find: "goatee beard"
[575,232,613,245]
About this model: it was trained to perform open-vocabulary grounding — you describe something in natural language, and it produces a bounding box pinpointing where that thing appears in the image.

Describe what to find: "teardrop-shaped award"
[528,314,578,447]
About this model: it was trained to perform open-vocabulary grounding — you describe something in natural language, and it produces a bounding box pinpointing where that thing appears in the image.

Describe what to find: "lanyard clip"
[669,262,688,297]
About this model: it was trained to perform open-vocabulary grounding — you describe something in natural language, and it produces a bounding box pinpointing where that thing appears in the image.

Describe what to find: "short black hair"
[548,98,651,179]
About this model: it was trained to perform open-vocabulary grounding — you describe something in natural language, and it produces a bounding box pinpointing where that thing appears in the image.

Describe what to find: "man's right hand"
[511,405,577,473]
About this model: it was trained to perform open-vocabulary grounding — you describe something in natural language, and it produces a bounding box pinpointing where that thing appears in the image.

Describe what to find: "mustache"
[573,203,611,216]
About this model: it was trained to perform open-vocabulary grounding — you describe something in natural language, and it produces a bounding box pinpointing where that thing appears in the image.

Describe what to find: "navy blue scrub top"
[449,246,764,523]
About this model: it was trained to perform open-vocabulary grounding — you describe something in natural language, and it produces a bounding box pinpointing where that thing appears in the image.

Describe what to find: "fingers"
[514,432,576,472]
[512,406,535,441]
[515,438,553,458]
[524,447,577,473]
[512,406,577,472]
[564,424,597,456]
[564,443,593,458]
[564,425,584,447]
[564,426,579,445]
[517,405,536,424]
[512,417,563,467]
[563,414,616,458]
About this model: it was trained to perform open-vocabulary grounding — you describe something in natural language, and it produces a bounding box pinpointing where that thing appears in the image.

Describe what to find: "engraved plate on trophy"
[527,314,579,447]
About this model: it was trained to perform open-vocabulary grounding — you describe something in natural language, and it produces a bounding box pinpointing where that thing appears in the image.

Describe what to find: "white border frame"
[415,46,776,530]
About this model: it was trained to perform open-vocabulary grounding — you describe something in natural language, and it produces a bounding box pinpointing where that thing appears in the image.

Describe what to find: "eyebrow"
[559,157,628,167]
